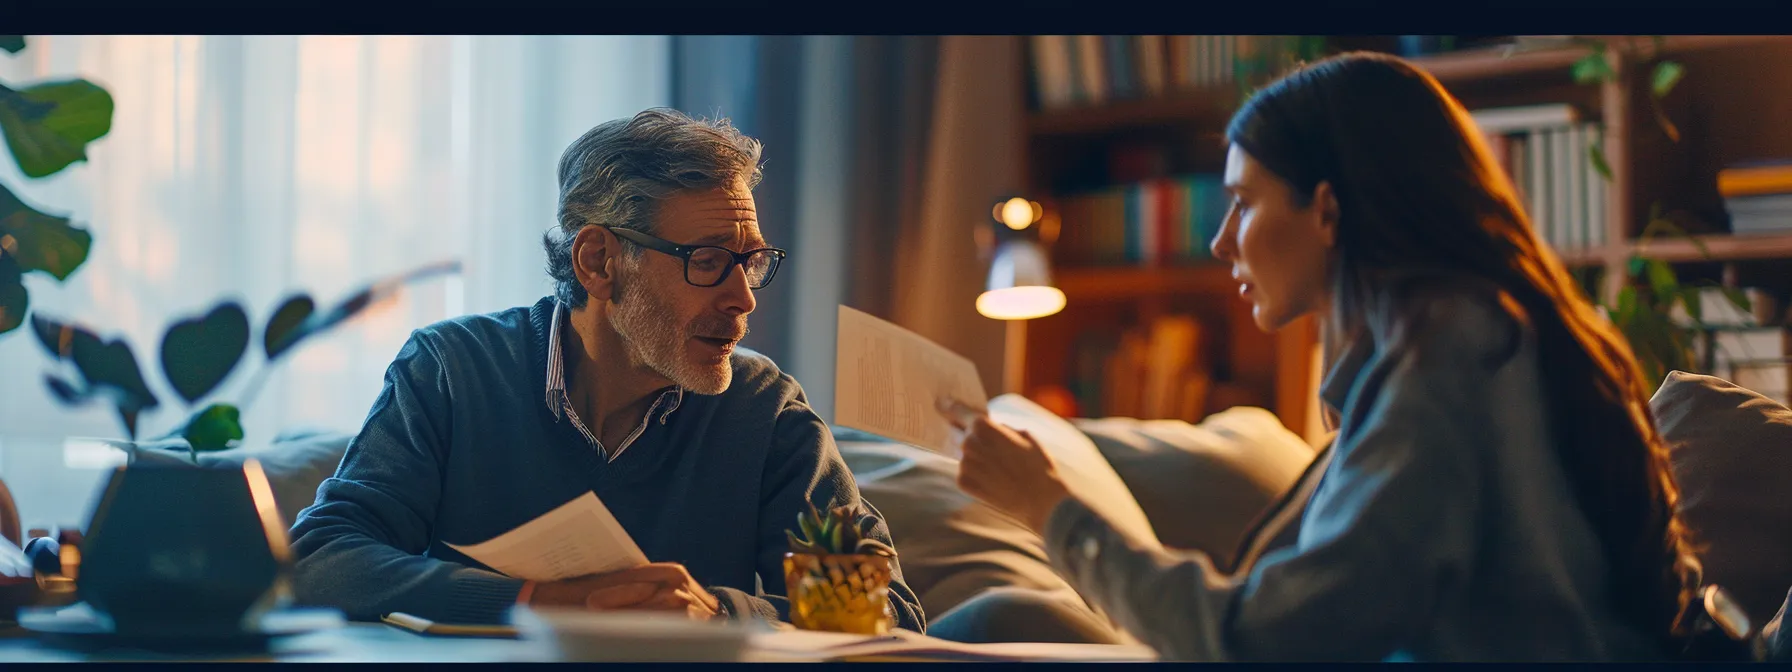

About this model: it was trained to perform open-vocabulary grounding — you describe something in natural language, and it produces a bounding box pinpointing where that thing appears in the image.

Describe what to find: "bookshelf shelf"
[1012,35,1792,441]
[1027,87,1235,138]
[1633,232,1792,263]
[1055,264,1236,301]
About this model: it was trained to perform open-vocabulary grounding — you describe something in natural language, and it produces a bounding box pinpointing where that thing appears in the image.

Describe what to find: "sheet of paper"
[445,491,646,581]
[986,394,1163,552]
[834,305,989,456]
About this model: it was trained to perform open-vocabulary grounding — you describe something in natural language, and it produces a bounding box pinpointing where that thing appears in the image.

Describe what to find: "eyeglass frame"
[600,225,789,289]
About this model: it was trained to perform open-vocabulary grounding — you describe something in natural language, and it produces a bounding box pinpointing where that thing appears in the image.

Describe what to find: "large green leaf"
[263,294,316,359]
[0,36,24,55]
[160,301,250,403]
[0,182,92,280]
[0,250,24,333]
[178,403,245,456]
[265,261,461,361]
[0,79,115,178]
[30,313,159,438]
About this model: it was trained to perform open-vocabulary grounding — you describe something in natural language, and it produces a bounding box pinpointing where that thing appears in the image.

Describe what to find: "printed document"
[445,491,646,581]
[833,305,1162,551]
[834,305,989,457]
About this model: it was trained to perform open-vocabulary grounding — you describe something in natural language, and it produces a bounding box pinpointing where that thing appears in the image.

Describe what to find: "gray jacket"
[1043,279,1661,662]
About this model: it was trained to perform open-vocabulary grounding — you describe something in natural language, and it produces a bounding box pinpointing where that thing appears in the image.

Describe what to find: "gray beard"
[609,269,734,395]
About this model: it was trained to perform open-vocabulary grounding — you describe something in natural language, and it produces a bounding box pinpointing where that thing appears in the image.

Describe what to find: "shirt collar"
[545,299,684,425]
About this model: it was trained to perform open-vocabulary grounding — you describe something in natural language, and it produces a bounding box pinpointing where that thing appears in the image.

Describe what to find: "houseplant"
[1561,36,1753,392]
[783,502,898,634]
[0,35,458,459]
[0,34,106,337]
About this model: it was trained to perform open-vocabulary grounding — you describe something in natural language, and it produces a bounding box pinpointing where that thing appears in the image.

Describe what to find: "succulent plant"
[786,502,895,558]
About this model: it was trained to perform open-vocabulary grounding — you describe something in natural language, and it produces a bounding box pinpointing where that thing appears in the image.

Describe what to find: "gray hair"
[543,108,765,308]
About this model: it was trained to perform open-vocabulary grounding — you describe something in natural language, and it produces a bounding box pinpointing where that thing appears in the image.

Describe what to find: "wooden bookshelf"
[1054,264,1236,301]
[1008,35,1792,440]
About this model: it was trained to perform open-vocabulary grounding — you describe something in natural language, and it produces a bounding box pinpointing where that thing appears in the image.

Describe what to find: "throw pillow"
[1074,406,1317,572]
[121,428,354,529]
[1651,371,1792,625]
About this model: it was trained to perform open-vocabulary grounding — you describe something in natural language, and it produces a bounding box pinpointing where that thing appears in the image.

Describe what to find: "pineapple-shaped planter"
[782,503,897,635]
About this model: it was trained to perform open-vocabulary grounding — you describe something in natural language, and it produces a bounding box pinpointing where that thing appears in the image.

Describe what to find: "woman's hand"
[938,398,1073,534]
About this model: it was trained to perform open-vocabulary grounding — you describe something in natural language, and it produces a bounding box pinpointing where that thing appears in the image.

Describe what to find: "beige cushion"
[122,428,353,529]
[1651,371,1792,624]
[1073,407,1316,570]
[835,433,1083,621]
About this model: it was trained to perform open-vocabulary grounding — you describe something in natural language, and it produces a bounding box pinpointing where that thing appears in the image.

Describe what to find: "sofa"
[10,371,1790,659]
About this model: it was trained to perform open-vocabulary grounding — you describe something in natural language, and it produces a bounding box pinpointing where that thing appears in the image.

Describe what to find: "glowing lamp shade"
[977,239,1066,320]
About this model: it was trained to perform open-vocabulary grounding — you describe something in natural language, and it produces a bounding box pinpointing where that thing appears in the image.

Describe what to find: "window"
[0,35,670,529]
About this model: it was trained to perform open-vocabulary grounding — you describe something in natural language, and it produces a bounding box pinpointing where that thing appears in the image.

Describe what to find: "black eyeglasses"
[603,226,788,289]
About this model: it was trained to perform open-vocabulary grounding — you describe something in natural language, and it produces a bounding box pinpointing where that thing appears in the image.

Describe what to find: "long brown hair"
[1225,51,1700,653]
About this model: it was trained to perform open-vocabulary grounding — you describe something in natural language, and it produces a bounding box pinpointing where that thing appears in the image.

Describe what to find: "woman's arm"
[1043,331,1496,661]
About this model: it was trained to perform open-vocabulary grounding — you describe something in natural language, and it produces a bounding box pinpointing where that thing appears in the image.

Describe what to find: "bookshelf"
[1007,35,1792,442]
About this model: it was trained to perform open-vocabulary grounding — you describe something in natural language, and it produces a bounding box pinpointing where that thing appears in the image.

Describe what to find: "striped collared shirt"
[545,300,683,463]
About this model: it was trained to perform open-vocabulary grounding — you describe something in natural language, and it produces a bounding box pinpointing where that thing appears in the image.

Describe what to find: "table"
[0,621,1159,663]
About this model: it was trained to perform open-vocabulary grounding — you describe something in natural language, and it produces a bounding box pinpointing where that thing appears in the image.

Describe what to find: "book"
[1469,104,1579,135]
[1718,161,1792,198]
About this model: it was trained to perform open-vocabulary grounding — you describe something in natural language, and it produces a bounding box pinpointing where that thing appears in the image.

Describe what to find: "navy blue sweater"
[287,297,924,630]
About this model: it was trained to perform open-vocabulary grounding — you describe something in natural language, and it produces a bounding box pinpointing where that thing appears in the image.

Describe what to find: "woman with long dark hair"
[942,51,1701,661]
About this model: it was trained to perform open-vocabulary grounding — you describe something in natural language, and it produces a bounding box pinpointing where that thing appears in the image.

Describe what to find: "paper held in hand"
[832,305,1162,551]
[834,305,989,458]
[445,491,647,582]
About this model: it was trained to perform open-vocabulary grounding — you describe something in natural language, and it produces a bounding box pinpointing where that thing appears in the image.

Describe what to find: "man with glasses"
[288,108,924,632]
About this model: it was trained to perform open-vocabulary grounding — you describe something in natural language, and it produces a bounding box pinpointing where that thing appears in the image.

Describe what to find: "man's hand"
[528,562,720,620]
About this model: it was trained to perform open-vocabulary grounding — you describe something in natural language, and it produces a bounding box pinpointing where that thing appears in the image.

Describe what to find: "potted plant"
[1561,36,1755,392]
[782,502,898,635]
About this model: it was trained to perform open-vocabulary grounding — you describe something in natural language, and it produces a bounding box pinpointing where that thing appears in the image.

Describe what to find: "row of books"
[1677,287,1789,404]
[1472,104,1609,254]
[1028,35,1308,111]
[1070,314,1208,421]
[1718,161,1792,234]
[1050,175,1231,266]
[1063,313,1270,420]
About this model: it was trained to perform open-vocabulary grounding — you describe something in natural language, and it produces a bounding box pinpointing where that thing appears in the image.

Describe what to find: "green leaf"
[1652,60,1685,99]
[0,182,92,280]
[1720,287,1752,314]
[797,511,820,547]
[1587,142,1613,182]
[1644,260,1678,303]
[160,301,250,403]
[263,294,315,360]
[266,261,460,361]
[0,251,23,334]
[1626,255,1646,279]
[0,36,24,55]
[178,403,245,453]
[827,520,844,555]
[1572,50,1613,84]
[29,313,159,438]
[1681,287,1703,325]
[0,78,114,178]
[1615,286,1638,326]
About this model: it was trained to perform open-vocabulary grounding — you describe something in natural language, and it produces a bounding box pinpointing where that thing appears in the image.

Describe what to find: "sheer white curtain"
[0,35,670,529]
